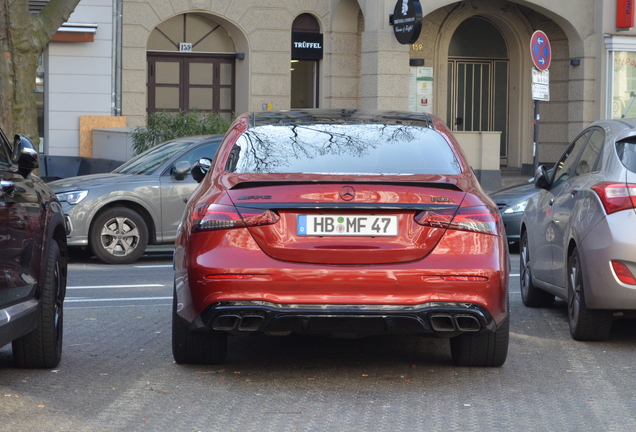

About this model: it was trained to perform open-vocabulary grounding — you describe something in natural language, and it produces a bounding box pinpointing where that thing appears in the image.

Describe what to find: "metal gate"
[447,60,509,161]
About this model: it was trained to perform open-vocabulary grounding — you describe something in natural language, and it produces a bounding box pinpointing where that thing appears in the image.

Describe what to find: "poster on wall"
[409,67,433,113]
[612,51,636,119]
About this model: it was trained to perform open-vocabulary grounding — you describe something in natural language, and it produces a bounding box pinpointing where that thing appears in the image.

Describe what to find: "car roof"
[247,109,435,130]
[586,118,636,142]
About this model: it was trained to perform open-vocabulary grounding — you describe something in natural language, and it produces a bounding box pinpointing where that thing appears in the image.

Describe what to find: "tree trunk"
[0,0,80,150]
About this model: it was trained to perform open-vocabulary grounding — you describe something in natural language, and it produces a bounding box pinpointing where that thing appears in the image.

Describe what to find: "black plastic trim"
[235,203,459,211]
[230,180,463,191]
[192,301,498,336]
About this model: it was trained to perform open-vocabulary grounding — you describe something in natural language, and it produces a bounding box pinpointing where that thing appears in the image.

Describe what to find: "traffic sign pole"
[533,101,540,174]
[530,30,551,175]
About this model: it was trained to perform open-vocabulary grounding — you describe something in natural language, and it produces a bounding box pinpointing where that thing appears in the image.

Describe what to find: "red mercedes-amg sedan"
[173,109,509,367]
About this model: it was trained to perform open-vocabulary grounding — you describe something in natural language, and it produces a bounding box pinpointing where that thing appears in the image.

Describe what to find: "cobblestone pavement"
[1,254,636,431]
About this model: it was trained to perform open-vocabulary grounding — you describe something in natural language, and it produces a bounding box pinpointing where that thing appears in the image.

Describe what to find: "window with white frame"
[607,36,636,119]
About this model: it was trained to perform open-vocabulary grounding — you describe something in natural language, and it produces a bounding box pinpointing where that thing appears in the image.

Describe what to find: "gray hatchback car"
[48,135,223,264]
[520,118,636,341]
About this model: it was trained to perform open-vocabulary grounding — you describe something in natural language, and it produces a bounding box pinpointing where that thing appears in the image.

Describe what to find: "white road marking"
[65,297,172,303]
[67,284,165,289]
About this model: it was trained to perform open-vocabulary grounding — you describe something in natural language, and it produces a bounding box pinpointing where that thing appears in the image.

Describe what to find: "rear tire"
[90,207,148,264]
[568,248,612,341]
[12,241,65,368]
[520,231,555,308]
[172,289,227,365]
[450,315,509,367]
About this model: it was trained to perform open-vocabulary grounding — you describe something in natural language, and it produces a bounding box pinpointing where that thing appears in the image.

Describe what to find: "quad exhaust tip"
[429,313,481,332]
[214,312,480,333]
[212,314,265,332]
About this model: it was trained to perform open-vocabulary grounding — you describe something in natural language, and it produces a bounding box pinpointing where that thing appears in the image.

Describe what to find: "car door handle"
[1,180,15,197]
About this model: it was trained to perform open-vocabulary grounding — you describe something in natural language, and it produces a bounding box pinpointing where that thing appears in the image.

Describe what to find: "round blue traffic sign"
[530,30,551,71]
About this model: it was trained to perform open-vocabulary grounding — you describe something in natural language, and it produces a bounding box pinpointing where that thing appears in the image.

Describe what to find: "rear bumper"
[174,226,510,335]
[580,211,636,309]
[185,300,498,337]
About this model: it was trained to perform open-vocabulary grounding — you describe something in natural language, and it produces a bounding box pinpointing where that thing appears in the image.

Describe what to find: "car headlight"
[503,199,529,214]
[56,190,88,205]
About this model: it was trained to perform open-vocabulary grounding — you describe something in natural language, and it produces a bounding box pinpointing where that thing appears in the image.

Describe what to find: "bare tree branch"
[37,0,82,42]
[0,0,80,144]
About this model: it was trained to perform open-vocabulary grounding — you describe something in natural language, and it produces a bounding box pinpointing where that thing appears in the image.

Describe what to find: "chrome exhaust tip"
[429,314,456,332]
[212,314,240,331]
[238,314,265,332]
[455,315,481,332]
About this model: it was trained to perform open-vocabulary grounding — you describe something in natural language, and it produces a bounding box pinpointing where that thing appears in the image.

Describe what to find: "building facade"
[41,0,636,186]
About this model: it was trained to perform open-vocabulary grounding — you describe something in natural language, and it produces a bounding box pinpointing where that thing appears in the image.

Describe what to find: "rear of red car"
[173,109,509,366]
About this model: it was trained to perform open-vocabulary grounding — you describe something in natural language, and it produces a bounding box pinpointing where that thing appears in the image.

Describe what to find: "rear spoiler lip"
[235,202,460,211]
[228,180,463,192]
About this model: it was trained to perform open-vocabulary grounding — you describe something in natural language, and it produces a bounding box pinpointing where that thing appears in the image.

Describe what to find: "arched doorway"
[447,17,509,163]
[146,14,236,120]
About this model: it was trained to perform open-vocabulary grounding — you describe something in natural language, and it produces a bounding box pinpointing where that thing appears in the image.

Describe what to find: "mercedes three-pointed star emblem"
[339,186,356,201]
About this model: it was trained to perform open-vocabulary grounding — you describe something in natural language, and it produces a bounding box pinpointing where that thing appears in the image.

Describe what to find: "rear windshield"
[616,141,636,173]
[225,124,461,175]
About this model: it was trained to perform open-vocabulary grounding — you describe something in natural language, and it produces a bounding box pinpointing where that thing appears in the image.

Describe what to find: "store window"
[606,36,636,119]
[291,14,322,108]
[36,54,45,149]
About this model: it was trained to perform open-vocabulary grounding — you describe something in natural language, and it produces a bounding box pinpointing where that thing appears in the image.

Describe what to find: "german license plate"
[297,215,398,236]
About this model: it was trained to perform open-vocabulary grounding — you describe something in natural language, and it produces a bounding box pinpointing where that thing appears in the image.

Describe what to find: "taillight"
[415,205,499,235]
[591,182,636,214]
[611,261,636,285]
[237,207,280,226]
[414,208,455,228]
[191,204,279,232]
[449,206,499,235]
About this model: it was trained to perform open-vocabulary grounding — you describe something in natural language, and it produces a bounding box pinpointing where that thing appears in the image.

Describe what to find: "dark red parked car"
[0,127,67,368]
[173,109,509,367]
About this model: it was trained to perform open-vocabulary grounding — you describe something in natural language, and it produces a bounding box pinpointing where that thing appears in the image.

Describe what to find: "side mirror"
[173,160,191,181]
[12,134,39,177]
[191,157,212,183]
[534,165,551,190]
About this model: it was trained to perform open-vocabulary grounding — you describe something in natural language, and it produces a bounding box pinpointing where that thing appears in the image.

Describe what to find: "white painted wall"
[46,0,113,156]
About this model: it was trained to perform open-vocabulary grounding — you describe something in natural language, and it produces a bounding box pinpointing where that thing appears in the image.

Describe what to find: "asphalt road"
[2,249,636,431]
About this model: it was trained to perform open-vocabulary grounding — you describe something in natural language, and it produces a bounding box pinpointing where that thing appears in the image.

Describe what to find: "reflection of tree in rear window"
[226,124,461,175]
[617,141,636,173]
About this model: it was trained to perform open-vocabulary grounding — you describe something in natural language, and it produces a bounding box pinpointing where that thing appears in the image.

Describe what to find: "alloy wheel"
[54,258,63,343]
[568,253,581,326]
[520,237,530,299]
[100,216,141,257]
